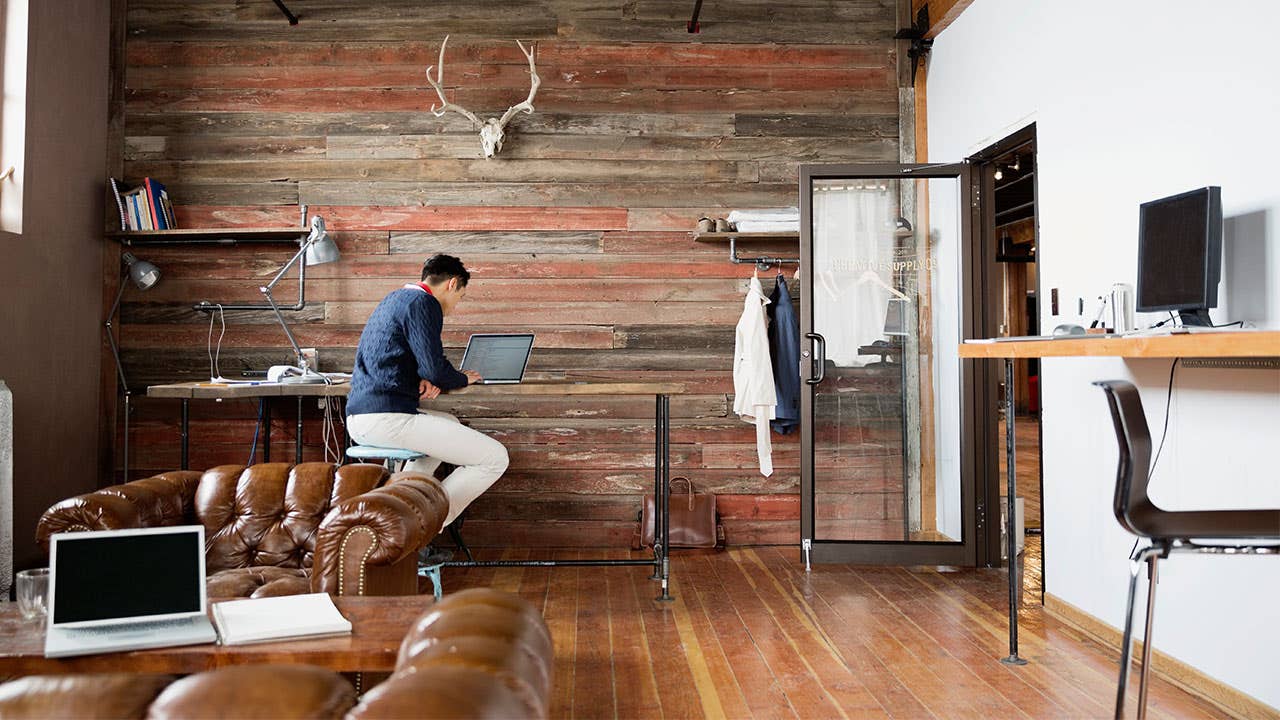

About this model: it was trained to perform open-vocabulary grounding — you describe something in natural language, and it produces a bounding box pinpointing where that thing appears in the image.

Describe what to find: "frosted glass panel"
[810,177,962,543]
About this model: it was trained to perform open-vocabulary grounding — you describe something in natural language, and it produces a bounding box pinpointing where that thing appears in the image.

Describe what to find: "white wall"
[929,178,963,540]
[927,0,1280,708]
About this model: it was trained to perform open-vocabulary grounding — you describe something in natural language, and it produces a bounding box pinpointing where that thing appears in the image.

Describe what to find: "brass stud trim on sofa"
[337,526,378,596]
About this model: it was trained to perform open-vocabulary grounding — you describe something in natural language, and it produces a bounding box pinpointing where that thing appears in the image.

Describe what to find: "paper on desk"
[211,592,352,645]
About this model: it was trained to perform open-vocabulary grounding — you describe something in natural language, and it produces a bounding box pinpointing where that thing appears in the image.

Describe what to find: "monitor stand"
[1178,309,1214,327]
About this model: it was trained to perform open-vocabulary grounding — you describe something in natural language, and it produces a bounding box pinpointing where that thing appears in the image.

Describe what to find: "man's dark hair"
[420,254,470,286]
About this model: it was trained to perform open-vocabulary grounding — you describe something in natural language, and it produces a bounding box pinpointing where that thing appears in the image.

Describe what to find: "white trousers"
[346,409,509,526]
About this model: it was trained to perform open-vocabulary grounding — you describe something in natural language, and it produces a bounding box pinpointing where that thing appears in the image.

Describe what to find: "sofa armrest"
[349,588,554,719]
[35,472,203,551]
[147,665,354,720]
[0,674,174,720]
[311,472,449,596]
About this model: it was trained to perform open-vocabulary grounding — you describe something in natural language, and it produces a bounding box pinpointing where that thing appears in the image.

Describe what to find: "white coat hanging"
[733,275,777,477]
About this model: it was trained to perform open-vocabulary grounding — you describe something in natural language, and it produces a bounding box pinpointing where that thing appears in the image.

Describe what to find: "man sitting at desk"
[346,254,509,527]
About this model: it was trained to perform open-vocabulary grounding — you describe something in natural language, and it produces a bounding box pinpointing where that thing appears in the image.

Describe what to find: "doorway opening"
[968,124,1043,603]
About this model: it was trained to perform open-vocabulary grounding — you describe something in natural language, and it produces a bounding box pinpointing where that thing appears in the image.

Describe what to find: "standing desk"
[146,379,686,601]
[959,330,1280,664]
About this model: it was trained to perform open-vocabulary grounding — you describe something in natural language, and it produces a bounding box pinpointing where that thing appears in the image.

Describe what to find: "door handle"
[805,332,826,385]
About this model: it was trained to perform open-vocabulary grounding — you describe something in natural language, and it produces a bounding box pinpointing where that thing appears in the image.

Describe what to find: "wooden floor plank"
[682,552,797,720]
[632,557,705,719]
[738,549,890,718]
[912,566,1138,716]
[711,549,848,718]
[858,566,1060,718]
[573,550,617,718]
[545,549,579,718]
[607,551,665,719]
[666,555,752,720]
[443,550,1236,720]
[756,548,936,720]
[823,566,993,719]
[515,548,553,615]
[895,567,1106,718]
[918,564,1224,720]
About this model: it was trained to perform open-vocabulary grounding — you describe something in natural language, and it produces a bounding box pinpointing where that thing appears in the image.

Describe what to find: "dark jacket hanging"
[767,275,800,434]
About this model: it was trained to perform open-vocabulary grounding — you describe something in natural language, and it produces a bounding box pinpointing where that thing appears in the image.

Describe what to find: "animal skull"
[479,119,507,158]
[425,36,540,159]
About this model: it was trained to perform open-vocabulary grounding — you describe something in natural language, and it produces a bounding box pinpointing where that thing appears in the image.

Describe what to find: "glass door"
[799,163,984,565]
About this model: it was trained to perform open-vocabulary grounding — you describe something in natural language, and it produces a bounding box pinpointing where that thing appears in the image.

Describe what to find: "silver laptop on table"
[459,333,535,384]
[45,525,217,658]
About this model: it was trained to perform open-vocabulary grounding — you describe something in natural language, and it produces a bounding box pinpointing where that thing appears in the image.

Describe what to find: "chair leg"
[427,566,443,601]
[1116,546,1161,720]
[1136,555,1159,720]
[448,523,474,563]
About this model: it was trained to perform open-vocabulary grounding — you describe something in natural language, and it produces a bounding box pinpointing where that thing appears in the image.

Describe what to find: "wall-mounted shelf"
[105,227,306,246]
[692,231,800,267]
[692,232,799,241]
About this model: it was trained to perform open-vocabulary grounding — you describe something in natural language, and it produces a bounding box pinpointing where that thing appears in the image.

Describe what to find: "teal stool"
[345,444,425,472]
[417,547,453,601]
[346,444,447,599]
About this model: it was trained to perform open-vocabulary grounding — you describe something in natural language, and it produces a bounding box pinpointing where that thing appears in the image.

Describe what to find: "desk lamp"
[265,216,340,384]
[193,216,340,384]
[106,252,162,481]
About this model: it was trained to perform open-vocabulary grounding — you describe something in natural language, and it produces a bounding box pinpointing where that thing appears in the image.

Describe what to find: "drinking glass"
[15,568,49,621]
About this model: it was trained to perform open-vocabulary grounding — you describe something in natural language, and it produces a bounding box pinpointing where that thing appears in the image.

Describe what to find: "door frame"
[799,161,992,566]
[965,122,1039,569]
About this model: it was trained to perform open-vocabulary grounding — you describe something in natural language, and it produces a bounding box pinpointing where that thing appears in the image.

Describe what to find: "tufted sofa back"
[36,472,203,540]
[197,463,388,573]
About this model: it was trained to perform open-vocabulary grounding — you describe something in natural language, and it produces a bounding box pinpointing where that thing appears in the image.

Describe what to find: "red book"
[142,177,168,230]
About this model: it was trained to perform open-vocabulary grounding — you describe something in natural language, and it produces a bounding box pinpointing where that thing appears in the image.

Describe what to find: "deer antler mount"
[425,35,540,159]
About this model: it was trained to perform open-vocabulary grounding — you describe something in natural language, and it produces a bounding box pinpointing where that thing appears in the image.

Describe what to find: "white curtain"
[812,184,895,366]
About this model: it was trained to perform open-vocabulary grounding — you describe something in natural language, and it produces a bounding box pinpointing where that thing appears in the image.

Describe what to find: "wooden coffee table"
[0,595,433,677]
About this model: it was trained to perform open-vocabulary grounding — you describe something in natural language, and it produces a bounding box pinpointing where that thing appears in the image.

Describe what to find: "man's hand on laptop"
[418,379,441,399]
[463,370,483,385]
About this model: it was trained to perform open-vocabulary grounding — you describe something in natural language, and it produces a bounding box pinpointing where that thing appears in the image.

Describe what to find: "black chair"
[1094,380,1280,720]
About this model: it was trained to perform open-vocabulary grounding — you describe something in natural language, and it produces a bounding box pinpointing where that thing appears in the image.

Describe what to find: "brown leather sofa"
[36,463,450,598]
[0,588,553,719]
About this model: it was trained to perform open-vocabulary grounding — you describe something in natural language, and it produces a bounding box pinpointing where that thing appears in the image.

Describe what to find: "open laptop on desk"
[45,526,217,658]
[459,333,535,384]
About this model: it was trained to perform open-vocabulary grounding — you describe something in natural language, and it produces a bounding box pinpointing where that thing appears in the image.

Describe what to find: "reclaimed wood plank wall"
[115,0,900,546]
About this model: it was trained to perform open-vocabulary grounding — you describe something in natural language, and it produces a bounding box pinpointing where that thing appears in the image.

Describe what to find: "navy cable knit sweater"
[347,286,469,416]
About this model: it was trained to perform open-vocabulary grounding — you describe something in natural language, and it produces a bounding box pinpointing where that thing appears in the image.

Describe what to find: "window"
[0,0,26,234]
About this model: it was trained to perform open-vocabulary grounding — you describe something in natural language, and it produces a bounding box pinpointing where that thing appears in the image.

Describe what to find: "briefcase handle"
[670,476,696,510]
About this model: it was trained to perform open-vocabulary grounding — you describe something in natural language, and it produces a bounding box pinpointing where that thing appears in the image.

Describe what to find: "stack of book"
[110,177,176,231]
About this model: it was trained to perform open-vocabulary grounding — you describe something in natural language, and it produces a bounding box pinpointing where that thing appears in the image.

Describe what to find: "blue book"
[143,178,168,230]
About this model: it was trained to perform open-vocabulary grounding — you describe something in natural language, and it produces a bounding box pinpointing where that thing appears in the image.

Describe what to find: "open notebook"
[211,592,352,645]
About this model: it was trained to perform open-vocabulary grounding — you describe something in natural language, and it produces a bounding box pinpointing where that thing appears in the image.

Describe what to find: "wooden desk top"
[148,378,687,399]
[957,330,1280,359]
[0,595,433,676]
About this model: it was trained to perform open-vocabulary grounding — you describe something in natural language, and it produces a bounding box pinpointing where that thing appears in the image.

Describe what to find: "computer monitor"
[1135,186,1222,327]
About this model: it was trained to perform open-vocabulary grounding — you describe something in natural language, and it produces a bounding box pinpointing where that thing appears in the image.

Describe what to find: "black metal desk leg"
[262,399,272,462]
[1001,358,1027,665]
[122,392,131,482]
[180,399,190,470]
[341,398,350,455]
[295,395,304,465]
[650,393,663,581]
[656,394,674,602]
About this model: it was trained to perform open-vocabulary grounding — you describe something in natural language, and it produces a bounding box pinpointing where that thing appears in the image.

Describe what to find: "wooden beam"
[911,0,976,38]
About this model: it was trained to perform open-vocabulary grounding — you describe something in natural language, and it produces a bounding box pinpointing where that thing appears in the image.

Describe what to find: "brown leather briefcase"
[638,477,723,549]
